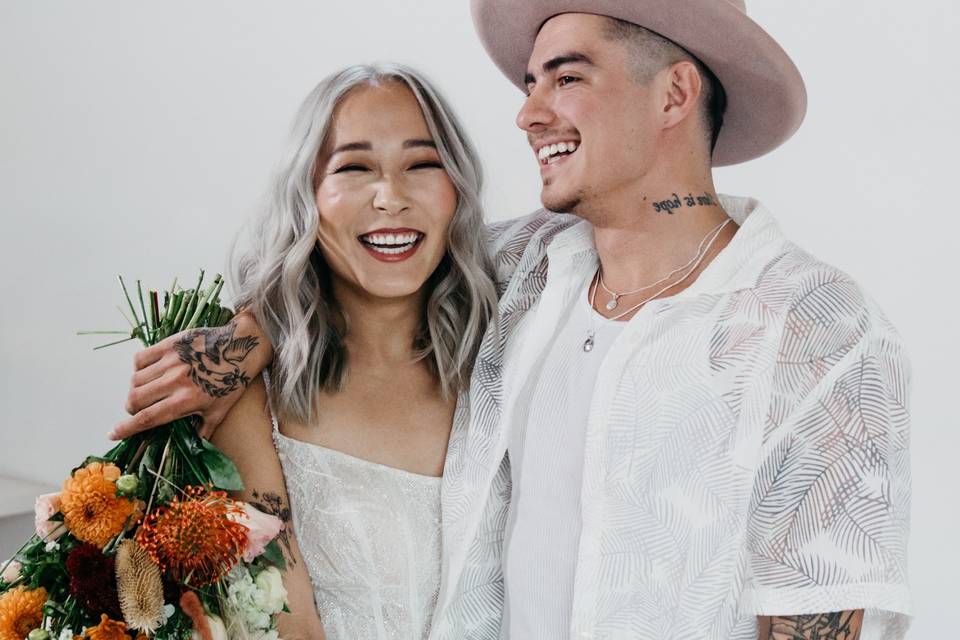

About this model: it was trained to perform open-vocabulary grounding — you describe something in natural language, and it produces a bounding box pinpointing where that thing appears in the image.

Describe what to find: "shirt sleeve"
[741,273,912,639]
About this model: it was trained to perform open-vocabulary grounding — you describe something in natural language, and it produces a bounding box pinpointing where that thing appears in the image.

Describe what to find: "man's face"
[518,13,659,215]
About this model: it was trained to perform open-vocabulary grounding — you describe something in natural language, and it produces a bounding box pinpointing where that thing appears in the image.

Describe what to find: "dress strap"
[261,369,281,435]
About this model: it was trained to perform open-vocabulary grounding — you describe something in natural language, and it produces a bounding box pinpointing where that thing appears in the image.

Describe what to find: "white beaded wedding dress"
[263,374,443,640]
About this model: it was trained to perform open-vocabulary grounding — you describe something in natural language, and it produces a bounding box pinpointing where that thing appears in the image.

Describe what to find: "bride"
[161,64,496,638]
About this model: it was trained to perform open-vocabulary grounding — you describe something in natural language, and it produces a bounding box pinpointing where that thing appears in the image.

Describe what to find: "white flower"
[254,567,287,615]
[160,603,175,624]
[56,629,75,640]
[222,564,286,633]
[44,540,60,553]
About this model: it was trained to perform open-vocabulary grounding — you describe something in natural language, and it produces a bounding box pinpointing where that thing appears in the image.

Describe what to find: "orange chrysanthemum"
[0,586,47,640]
[135,486,248,586]
[61,462,139,547]
[83,613,128,640]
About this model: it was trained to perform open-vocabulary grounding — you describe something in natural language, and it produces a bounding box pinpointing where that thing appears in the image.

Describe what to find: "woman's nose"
[373,177,411,215]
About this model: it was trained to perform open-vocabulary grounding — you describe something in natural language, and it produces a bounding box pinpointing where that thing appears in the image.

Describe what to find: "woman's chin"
[355,278,427,302]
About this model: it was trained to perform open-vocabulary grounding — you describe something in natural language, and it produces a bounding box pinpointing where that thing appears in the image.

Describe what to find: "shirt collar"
[543,194,787,298]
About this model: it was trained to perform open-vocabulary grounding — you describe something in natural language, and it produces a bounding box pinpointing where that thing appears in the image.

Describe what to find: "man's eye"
[558,76,579,86]
[335,164,368,173]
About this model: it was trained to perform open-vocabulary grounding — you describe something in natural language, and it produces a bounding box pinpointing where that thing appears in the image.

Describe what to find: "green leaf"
[260,538,286,570]
[198,439,244,491]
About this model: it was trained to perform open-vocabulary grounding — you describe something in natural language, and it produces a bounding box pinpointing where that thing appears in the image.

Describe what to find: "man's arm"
[758,611,864,639]
[112,310,273,440]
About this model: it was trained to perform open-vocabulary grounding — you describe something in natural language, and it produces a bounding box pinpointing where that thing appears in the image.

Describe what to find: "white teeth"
[361,232,422,247]
[369,244,415,255]
[537,141,579,162]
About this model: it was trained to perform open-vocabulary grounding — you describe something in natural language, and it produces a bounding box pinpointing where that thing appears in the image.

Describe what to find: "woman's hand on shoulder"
[111,310,274,440]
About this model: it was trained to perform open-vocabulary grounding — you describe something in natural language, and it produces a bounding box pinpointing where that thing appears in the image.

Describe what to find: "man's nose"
[516,85,555,132]
[373,177,411,215]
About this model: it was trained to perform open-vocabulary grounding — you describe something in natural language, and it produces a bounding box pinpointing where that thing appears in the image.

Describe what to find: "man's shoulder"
[484,208,578,252]
[484,209,580,285]
[748,240,904,353]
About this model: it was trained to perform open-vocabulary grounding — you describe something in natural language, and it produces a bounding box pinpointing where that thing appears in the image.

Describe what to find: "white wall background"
[0,0,956,635]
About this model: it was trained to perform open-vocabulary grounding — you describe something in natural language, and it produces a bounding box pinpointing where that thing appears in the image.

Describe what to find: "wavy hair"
[230,64,497,422]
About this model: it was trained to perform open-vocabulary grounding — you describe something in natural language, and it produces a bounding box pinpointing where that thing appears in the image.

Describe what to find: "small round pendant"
[583,336,595,352]
[605,297,619,311]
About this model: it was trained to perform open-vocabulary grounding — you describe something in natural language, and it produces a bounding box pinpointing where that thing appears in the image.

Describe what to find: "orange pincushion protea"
[61,462,139,547]
[83,614,128,640]
[135,486,248,586]
[0,586,47,640]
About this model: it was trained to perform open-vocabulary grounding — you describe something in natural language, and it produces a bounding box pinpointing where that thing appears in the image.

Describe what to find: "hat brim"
[471,0,807,166]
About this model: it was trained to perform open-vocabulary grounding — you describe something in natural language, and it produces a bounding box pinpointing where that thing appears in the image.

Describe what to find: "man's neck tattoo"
[652,191,717,214]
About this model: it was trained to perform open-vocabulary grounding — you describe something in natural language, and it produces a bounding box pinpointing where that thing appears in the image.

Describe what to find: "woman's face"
[315,81,458,303]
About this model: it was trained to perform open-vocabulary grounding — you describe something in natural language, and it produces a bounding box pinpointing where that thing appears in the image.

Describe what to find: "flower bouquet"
[0,273,288,640]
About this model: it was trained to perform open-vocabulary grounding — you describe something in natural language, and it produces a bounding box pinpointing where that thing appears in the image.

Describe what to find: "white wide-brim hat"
[471,0,807,166]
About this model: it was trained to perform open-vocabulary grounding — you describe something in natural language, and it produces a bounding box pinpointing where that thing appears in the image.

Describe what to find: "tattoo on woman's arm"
[250,489,296,568]
[764,610,863,640]
[174,321,260,398]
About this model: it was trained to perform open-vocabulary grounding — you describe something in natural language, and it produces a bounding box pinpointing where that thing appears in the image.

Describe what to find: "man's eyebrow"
[330,141,372,155]
[403,139,436,149]
[524,52,595,85]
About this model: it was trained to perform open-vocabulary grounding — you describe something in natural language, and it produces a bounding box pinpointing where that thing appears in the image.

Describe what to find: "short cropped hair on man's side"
[603,16,728,154]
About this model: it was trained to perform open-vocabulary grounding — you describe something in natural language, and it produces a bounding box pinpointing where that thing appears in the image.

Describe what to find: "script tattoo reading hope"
[174,321,260,398]
[652,191,717,214]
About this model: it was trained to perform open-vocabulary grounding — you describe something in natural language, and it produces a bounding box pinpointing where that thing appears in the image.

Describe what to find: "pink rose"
[34,492,65,541]
[230,502,283,562]
[1,560,21,583]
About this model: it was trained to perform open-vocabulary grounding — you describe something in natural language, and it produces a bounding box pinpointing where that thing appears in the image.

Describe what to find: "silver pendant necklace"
[584,219,731,352]
[584,271,600,352]
[598,218,730,310]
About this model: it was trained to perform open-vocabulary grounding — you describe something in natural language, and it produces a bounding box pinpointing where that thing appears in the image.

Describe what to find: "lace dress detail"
[263,374,442,640]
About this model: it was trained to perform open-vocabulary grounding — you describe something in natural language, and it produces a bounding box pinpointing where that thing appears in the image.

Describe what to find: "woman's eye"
[558,76,579,87]
[335,164,368,173]
[410,161,444,170]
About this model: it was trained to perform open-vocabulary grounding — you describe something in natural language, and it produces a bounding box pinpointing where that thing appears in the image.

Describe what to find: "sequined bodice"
[274,431,442,640]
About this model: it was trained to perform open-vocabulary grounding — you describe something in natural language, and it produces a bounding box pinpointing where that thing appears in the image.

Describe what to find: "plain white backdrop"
[0,1,956,636]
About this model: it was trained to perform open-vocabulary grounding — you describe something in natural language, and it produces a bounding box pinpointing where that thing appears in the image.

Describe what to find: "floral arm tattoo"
[760,610,864,640]
[249,489,296,568]
[173,321,260,398]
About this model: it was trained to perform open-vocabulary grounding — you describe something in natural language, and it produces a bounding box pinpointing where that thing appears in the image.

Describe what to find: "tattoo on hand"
[174,321,259,398]
[250,490,296,568]
[652,191,717,214]
[765,610,863,640]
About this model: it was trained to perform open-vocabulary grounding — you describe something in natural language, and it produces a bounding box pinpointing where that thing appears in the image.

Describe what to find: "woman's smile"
[358,227,426,262]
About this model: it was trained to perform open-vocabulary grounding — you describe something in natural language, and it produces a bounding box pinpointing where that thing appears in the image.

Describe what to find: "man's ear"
[659,60,703,130]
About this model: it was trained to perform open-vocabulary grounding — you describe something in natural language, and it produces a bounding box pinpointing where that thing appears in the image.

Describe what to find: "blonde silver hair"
[231,64,496,422]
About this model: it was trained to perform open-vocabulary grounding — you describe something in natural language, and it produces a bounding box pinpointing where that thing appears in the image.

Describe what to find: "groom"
[118,1,911,638]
